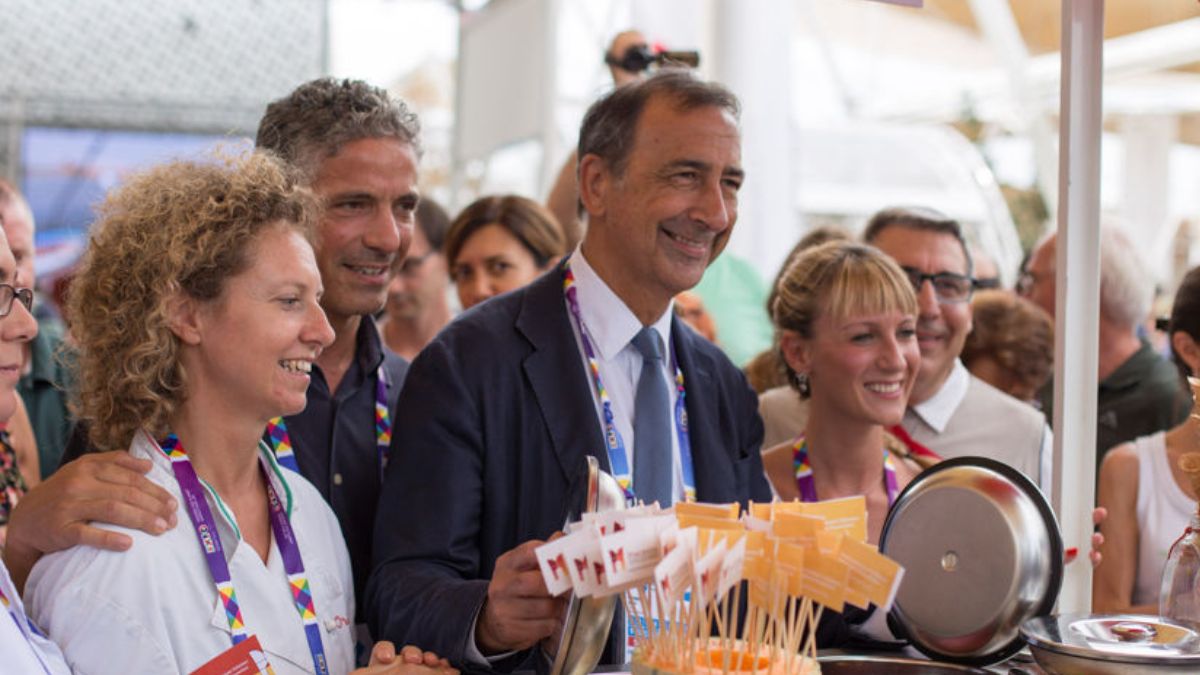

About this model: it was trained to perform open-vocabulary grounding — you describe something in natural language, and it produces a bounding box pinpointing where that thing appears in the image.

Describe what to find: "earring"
[796,372,810,397]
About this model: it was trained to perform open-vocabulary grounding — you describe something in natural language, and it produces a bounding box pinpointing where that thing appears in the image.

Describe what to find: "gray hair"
[577,68,739,180]
[862,205,974,278]
[255,78,421,180]
[1099,226,1152,328]
[1031,226,1153,329]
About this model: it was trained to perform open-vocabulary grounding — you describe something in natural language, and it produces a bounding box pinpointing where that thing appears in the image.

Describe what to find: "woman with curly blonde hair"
[22,152,366,674]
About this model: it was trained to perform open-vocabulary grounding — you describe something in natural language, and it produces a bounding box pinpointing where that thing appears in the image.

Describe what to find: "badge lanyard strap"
[159,433,330,675]
[792,436,898,506]
[562,263,695,503]
[0,586,53,674]
[267,365,392,479]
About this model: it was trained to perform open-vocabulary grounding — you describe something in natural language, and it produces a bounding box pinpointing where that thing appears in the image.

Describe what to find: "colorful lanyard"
[266,365,392,478]
[158,433,330,675]
[792,436,899,506]
[563,263,696,503]
[0,585,53,674]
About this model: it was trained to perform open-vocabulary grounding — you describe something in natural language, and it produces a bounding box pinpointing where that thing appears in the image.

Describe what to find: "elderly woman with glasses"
[0,275,34,545]
[0,223,58,671]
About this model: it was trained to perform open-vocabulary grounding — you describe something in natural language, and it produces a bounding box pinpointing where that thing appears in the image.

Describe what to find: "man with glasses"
[378,197,453,360]
[864,207,1051,488]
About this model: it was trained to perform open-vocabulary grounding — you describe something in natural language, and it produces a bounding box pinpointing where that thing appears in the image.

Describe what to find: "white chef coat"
[26,430,356,675]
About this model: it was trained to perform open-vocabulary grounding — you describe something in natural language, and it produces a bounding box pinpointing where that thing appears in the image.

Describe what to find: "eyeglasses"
[901,267,974,304]
[397,252,433,277]
[0,284,33,317]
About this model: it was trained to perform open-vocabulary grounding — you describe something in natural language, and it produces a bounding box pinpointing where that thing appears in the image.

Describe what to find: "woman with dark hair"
[1094,265,1200,614]
[444,195,565,310]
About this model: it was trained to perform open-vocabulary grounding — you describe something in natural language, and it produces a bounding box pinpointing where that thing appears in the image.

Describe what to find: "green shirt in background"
[693,252,774,368]
[19,317,75,479]
[1038,340,1191,465]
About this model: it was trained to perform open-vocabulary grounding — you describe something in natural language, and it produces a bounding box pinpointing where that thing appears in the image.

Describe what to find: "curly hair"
[772,240,918,397]
[67,152,319,451]
[961,290,1054,398]
[255,77,421,180]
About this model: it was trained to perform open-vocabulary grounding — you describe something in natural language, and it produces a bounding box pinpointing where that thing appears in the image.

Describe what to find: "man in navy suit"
[366,69,772,671]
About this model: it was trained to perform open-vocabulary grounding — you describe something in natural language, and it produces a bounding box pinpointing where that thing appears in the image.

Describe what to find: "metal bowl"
[880,457,1063,667]
[1022,613,1200,674]
[550,455,627,675]
[817,655,990,674]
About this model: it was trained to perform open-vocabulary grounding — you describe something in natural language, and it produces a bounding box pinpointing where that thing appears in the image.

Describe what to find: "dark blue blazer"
[365,264,771,671]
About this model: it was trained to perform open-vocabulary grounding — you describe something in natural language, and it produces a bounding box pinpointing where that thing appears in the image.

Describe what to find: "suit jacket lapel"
[518,266,626,667]
[516,266,609,486]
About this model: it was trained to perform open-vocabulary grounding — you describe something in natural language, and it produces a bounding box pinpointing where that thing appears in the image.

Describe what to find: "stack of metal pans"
[1022,613,1200,673]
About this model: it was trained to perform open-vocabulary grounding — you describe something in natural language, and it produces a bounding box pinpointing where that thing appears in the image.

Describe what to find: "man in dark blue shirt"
[254,78,419,611]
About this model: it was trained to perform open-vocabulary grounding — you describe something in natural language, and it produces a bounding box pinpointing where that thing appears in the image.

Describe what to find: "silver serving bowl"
[1022,613,1200,674]
[880,457,1063,666]
[550,455,627,675]
[818,655,990,674]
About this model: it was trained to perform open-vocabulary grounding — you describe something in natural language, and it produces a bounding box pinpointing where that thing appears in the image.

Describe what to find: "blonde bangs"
[821,253,918,323]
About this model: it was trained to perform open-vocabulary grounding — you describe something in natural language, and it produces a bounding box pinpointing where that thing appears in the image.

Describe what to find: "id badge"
[190,635,275,675]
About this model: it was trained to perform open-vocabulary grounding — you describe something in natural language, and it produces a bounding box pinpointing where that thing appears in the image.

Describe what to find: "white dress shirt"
[566,249,684,503]
[27,430,356,675]
[908,359,972,434]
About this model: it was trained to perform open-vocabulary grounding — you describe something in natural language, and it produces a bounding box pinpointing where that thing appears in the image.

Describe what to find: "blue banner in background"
[22,127,237,276]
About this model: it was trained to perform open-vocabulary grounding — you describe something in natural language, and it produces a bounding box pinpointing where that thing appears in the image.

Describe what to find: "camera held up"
[604,43,700,74]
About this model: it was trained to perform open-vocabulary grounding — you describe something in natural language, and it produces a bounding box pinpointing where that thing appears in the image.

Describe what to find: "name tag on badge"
[190,635,276,675]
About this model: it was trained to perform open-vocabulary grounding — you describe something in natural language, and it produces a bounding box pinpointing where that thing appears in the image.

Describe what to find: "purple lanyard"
[266,365,392,479]
[0,585,53,674]
[157,433,330,675]
[562,262,696,503]
[791,436,899,506]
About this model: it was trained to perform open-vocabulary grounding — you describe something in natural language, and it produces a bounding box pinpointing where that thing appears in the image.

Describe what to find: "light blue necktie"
[631,326,673,506]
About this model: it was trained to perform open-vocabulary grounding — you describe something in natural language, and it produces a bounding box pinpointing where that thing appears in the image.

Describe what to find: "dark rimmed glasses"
[900,266,975,304]
[0,283,33,317]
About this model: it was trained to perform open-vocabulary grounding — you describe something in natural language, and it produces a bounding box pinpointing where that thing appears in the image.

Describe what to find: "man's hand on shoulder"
[475,539,567,655]
[2,450,178,592]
